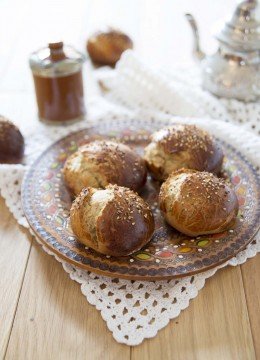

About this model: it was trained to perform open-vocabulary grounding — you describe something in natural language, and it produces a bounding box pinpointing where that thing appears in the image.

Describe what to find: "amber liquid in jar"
[31,42,85,124]
[33,70,85,123]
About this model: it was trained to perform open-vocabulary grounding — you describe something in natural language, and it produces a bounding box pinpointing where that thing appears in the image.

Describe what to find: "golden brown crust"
[87,30,133,66]
[144,124,223,181]
[63,140,147,195]
[70,187,96,247]
[70,185,155,256]
[159,169,239,236]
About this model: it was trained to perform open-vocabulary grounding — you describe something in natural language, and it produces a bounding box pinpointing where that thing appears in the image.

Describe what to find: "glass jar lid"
[29,41,86,77]
[215,0,260,52]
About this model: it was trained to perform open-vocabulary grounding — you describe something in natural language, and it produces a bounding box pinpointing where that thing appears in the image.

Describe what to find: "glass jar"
[29,42,86,124]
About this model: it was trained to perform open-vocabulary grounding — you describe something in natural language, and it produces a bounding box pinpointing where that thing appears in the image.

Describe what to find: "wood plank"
[0,198,32,358]
[132,266,255,360]
[5,240,130,360]
[241,256,260,358]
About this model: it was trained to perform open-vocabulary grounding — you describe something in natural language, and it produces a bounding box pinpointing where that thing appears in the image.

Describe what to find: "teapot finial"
[185,13,205,61]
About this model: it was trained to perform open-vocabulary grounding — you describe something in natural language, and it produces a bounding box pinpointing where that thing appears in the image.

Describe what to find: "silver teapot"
[186,0,260,102]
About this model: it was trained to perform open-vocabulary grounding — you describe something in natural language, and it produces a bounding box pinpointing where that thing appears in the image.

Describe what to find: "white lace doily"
[0,51,259,346]
[98,51,260,135]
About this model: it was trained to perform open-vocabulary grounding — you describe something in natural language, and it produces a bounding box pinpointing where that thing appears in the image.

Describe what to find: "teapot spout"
[185,13,205,61]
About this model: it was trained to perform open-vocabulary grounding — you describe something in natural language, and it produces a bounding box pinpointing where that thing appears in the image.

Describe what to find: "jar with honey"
[29,42,86,124]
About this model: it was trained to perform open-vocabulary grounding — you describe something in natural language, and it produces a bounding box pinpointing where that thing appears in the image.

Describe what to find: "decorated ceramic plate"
[22,119,260,280]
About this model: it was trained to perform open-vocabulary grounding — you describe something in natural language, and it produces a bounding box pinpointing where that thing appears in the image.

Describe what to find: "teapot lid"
[216,0,260,51]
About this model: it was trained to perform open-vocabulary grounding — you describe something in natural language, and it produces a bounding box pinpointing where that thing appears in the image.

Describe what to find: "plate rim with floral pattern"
[21,119,260,280]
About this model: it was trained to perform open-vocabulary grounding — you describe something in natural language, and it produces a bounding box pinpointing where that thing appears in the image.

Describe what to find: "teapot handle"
[185,13,205,61]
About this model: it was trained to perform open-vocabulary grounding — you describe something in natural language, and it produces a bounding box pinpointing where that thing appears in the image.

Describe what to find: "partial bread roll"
[70,185,155,256]
[159,169,239,236]
[64,140,147,195]
[0,116,25,164]
[144,124,223,181]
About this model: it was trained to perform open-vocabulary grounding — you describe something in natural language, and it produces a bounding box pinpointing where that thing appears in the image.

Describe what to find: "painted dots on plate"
[197,240,210,247]
[179,247,192,253]
[135,252,151,261]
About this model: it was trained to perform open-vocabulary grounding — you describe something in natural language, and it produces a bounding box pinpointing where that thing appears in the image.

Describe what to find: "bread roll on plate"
[64,140,147,195]
[144,124,223,181]
[159,169,238,236]
[70,185,154,256]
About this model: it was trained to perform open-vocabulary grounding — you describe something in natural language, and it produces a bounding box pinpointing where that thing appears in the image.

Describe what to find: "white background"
[0,0,237,123]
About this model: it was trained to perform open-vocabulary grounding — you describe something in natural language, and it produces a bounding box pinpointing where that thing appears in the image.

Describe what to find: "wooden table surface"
[0,0,259,359]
